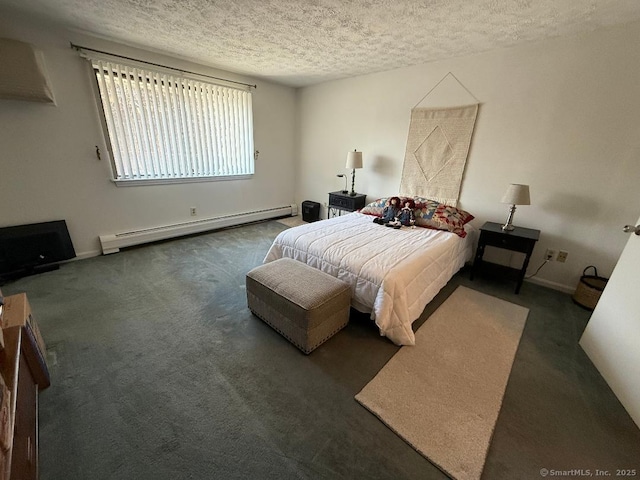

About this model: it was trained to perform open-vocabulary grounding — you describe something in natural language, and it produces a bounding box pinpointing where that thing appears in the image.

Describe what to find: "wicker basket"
[572,266,608,311]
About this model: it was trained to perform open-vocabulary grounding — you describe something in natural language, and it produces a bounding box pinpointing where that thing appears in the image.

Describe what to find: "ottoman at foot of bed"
[246,258,351,354]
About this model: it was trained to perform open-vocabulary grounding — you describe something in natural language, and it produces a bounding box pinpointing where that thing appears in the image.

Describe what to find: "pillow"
[361,196,474,237]
[360,196,413,216]
[359,197,388,216]
[413,196,432,205]
[413,200,474,238]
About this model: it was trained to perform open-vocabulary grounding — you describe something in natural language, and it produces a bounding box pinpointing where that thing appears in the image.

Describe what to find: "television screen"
[0,220,76,277]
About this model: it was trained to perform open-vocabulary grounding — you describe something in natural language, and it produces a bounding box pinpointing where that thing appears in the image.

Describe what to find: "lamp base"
[349,191,357,197]
[502,204,517,231]
[349,169,358,197]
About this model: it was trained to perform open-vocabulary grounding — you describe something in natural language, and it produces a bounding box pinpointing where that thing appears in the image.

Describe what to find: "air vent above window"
[0,37,56,104]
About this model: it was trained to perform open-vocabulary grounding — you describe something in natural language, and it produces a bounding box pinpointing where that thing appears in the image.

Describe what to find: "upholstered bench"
[246,258,351,354]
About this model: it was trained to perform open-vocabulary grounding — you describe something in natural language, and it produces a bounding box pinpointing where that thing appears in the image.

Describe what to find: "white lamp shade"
[346,150,363,169]
[501,184,530,205]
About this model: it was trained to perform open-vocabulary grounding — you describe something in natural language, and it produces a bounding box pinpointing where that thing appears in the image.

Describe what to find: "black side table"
[328,191,366,218]
[470,221,540,294]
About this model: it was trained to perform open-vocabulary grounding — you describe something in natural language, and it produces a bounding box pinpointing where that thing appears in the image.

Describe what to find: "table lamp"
[501,184,530,231]
[346,150,363,196]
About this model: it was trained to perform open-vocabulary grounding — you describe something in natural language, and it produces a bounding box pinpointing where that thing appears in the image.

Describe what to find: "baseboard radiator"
[99,204,297,255]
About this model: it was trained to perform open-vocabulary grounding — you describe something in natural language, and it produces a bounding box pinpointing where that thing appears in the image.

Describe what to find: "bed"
[264,212,476,346]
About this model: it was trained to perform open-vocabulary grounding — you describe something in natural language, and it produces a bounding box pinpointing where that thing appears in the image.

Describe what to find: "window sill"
[112,174,253,186]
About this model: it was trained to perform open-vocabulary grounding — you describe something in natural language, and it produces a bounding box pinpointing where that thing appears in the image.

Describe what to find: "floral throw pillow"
[359,198,388,216]
[413,199,440,224]
[414,200,474,238]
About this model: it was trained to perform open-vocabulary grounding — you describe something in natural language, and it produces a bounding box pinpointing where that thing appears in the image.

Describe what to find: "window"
[91,58,254,184]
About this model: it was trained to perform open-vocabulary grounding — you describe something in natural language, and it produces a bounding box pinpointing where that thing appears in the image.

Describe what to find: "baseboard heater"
[99,204,297,255]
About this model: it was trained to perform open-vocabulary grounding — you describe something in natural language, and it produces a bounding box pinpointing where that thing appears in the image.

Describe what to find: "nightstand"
[470,221,540,294]
[328,191,366,218]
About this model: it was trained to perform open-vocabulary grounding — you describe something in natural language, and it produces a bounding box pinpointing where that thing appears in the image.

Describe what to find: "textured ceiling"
[2,0,640,87]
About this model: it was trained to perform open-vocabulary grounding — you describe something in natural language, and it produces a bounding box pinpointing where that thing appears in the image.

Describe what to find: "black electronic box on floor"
[301,201,320,223]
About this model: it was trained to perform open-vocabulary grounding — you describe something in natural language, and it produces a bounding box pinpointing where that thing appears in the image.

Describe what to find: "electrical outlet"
[190,207,197,216]
[557,250,569,263]
[545,249,556,261]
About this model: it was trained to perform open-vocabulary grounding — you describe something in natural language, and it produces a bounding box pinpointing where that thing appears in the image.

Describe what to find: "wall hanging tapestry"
[400,76,478,206]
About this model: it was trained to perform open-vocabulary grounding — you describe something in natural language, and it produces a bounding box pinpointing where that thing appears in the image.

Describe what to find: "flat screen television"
[0,220,76,280]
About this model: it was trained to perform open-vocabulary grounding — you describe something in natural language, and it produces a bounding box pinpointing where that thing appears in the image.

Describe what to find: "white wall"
[0,8,297,258]
[296,20,640,292]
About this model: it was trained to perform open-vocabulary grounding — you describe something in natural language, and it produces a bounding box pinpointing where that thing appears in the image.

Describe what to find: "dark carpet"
[2,220,639,479]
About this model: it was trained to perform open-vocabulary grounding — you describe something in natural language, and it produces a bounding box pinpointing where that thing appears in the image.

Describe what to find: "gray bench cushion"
[246,258,351,353]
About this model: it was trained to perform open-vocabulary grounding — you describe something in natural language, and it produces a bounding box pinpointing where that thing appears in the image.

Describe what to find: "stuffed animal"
[373,197,401,225]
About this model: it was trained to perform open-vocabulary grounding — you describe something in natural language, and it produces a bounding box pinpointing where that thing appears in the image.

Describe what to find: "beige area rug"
[276,215,307,228]
[355,286,528,480]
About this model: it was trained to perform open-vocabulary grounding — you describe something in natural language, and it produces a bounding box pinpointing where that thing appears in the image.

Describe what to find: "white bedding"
[264,212,475,346]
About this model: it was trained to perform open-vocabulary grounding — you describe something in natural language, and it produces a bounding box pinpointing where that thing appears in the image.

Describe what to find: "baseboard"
[525,276,574,294]
[74,250,102,260]
[99,205,295,254]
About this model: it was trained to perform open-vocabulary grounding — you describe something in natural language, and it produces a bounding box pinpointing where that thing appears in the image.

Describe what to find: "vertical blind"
[92,59,254,181]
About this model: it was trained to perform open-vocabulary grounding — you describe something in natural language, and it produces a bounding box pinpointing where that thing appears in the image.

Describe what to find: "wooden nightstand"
[328,191,366,218]
[470,221,540,294]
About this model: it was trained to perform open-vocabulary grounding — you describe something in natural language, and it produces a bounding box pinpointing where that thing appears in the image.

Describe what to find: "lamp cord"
[525,259,550,279]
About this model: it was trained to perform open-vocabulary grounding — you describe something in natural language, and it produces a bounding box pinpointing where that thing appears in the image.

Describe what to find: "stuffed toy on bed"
[398,199,416,226]
[386,199,415,229]
[373,197,401,225]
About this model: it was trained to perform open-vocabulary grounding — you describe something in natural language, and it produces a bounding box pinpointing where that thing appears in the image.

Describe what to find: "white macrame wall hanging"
[399,73,479,206]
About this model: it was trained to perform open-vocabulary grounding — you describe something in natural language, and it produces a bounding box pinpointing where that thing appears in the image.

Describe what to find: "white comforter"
[264,213,475,346]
